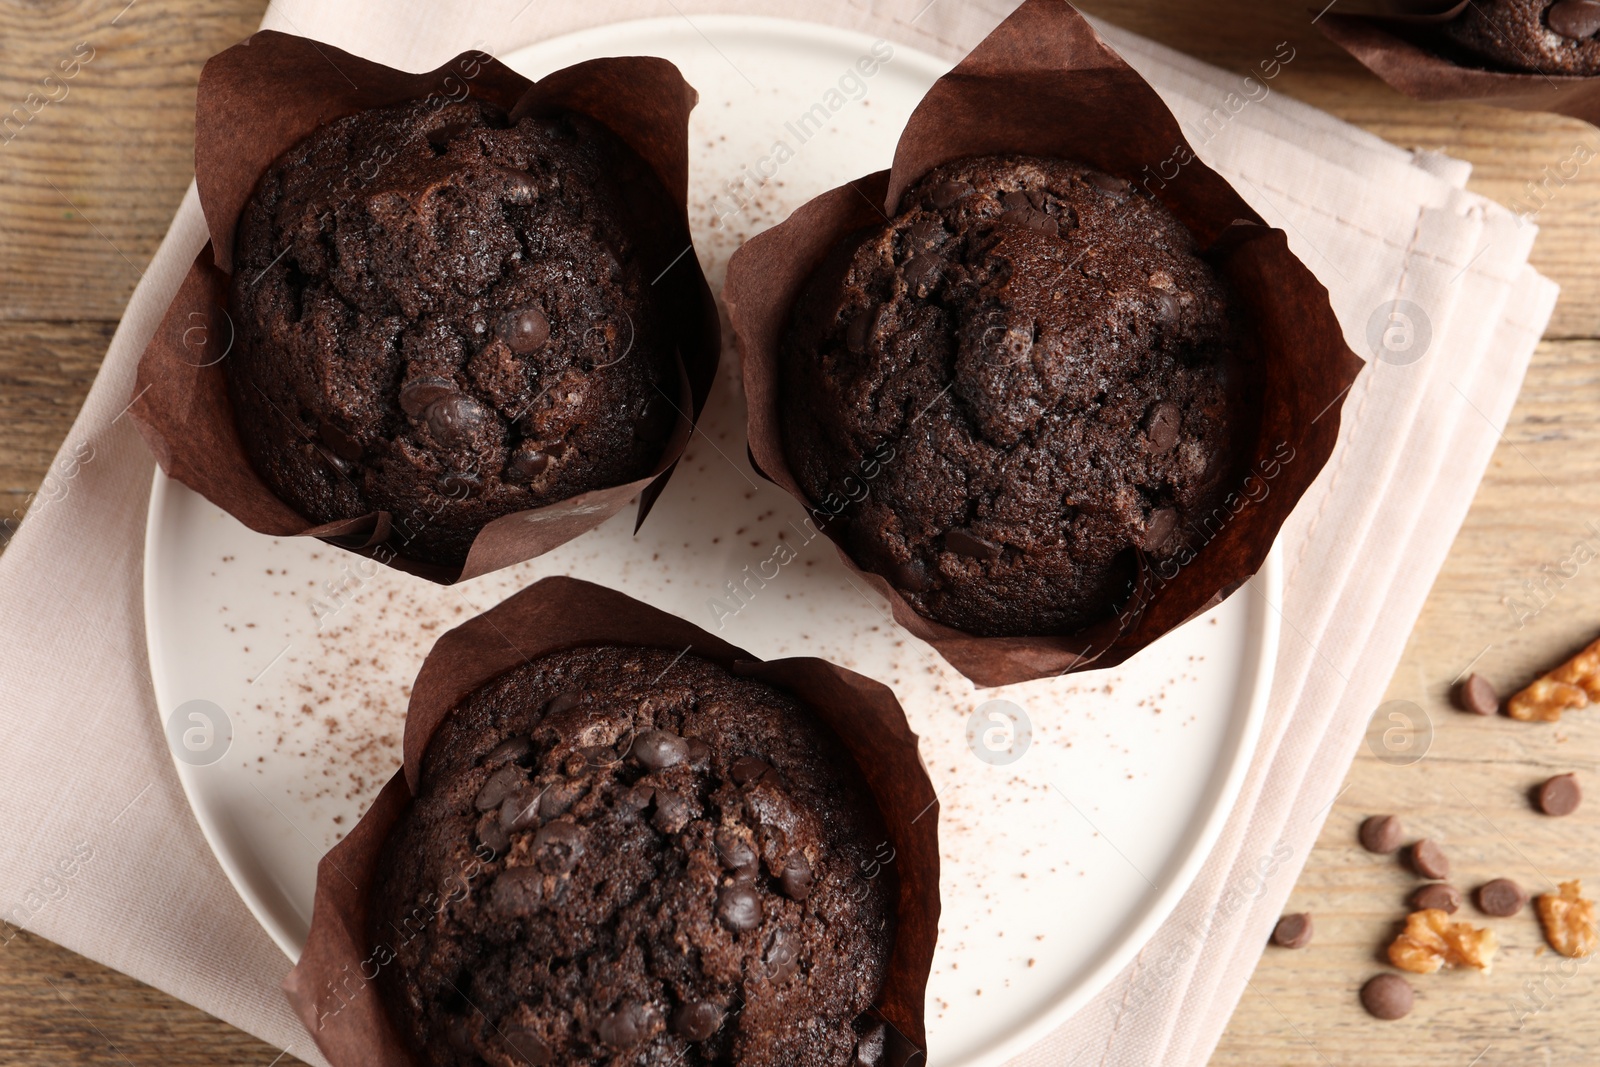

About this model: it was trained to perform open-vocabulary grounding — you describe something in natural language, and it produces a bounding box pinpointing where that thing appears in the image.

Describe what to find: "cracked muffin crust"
[227,97,679,567]
[371,646,895,1067]
[1436,0,1600,74]
[781,155,1240,637]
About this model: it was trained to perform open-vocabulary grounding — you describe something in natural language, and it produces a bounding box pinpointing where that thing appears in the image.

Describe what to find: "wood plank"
[5,0,1600,1063]
[0,928,296,1065]
[0,0,267,321]
[1211,340,1600,1064]
[1074,0,1600,337]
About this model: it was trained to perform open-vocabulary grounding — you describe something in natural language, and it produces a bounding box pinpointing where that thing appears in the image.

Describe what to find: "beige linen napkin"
[0,2,1556,1065]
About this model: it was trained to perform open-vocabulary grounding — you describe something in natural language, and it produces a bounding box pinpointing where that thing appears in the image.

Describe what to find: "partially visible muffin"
[227,97,679,567]
[371,646,895,1067]
[781,154,1240,637]
[1435,0,1600,74]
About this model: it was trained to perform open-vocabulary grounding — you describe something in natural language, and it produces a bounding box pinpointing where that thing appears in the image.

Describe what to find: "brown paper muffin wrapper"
[281,576,940,1067]
[1317,2,1600,120]
[723,0,1364,688]
[129,31,720,584]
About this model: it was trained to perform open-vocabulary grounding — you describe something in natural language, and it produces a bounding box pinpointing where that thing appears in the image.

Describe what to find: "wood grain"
[3,0,1600,1063]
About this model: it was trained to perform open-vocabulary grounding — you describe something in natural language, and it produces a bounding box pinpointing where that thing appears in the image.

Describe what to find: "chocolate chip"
[538,780,581,820]
[502,1025,551,1065]
[1475,877,1527,917]
[1270,912,1314,949]
[631,729,690,770]
[506,442,553,483]
[501,170,539,205]
[1409,839,1450,880]
[596,1001,657,1049]
[1001,191,1031,211]
[440,471,481,498]
[545,690,581,715]
[1359,814,1404,854]
[650,788,692,834]
[671,999,725,1042]
[399,377,457,418]
[313,444,353,476]
[684,737,711,767]
[927,180,973,209]
[946,528,1001,560]
[717,883,763,931]
[715,826,758,871]
[1537,773,1582,816]
[1144,401,1181,453]
[476,810,510,855]
[846,306,877,354]
[729,756,773,785]
[1359,973,1413,1020]
[426,393,489,446]
[502,308,551,354]
[1000,207,1060,236]
[533,821,583,875]
[1154,289,1181,323]
[906,219,947,252]
[903,253,942,294]
[318,419,363,462]
[485,735,531,768]
[763,927,800,982]
[854,1020,888,1066]
[1410,883,1461,914]
[1140,508,1179,553]
[1549,0,1600,39]
[1088,170,1130,195]
[475,765,523,811]
[779,852,815,901]
[892,557,928,593]
[1455,673,1499,715]
[500,788,543,833]
[487,867,544,917]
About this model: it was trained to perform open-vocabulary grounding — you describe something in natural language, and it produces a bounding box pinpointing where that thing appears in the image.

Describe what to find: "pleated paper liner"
[1319,0,1600,121]
[281,576,939,1067]
[130,32,719,584]
[724,0,1364,687]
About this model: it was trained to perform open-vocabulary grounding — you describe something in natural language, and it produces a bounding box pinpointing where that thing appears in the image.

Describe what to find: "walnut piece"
[1537,880,1597,959]
[1387,908,1498,974]
[1508,638,1600,721]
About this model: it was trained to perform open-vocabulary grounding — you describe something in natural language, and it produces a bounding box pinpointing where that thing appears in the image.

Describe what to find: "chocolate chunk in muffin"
[781,154,1241,636]
[228,97,680,567]
[371,646,895,1067]
[1435,0,1600,75]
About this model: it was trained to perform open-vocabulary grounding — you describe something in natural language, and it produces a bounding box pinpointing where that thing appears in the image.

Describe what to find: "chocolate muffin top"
[781,155,1239,637]
[1435,0,1600,74]
[371,646,895,1067]
[227,97,680,567]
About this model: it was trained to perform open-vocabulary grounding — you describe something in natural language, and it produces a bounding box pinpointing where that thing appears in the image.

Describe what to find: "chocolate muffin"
[227,97,680,567]
[1435,0,1600,74]
[370,645,895,1067]
[781,155,1240,637]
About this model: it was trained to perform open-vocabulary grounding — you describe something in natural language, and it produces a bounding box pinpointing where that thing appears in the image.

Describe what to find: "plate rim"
[143,13,1282,1064]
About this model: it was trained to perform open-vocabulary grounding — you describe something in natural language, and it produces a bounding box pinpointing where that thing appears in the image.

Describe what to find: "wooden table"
[3,0,1598,1062]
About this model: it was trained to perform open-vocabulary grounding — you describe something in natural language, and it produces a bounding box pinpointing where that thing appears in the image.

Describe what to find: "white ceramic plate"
[144,17,1280,1067]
